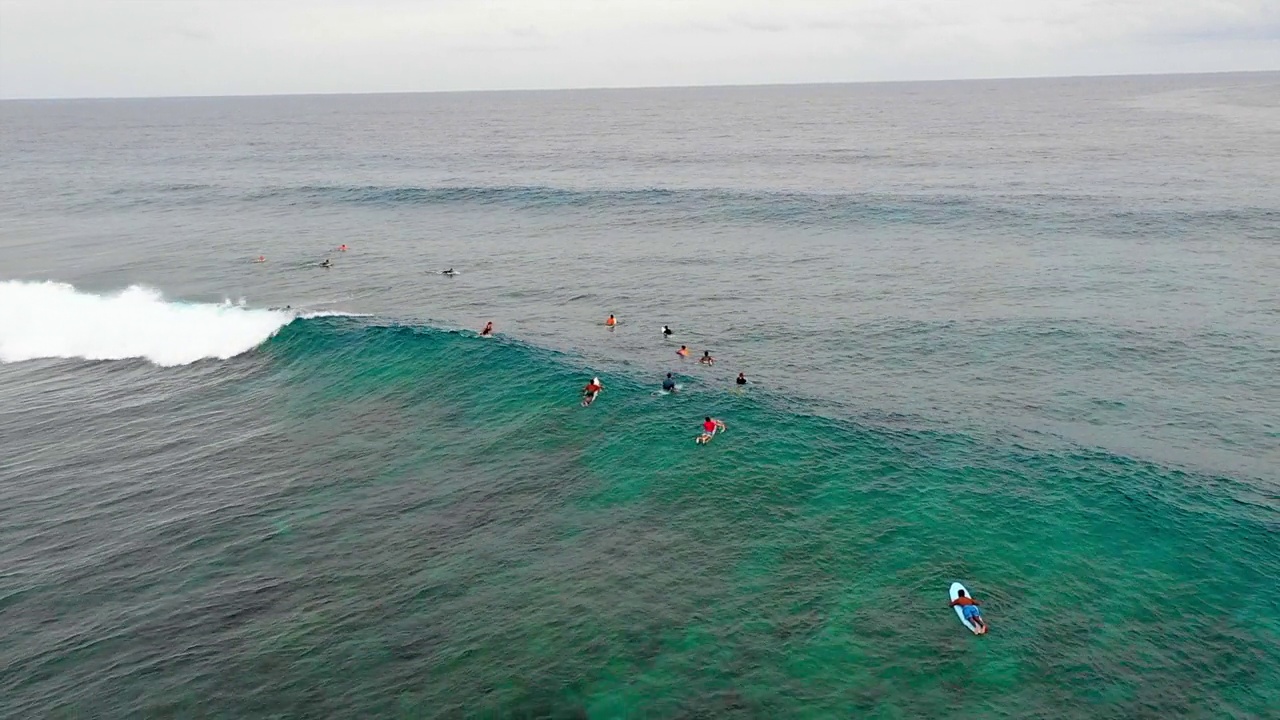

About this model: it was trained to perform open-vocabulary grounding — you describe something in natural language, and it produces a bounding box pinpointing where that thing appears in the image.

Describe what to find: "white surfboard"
[950,582,983,634]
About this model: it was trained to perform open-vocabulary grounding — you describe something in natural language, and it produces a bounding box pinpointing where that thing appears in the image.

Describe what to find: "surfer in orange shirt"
[949,589,987,633]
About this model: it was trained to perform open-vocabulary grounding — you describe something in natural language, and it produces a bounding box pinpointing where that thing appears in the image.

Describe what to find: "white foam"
[0,281,294,367]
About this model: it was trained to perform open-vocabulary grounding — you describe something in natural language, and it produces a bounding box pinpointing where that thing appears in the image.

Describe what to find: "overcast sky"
[0,0,1277,98]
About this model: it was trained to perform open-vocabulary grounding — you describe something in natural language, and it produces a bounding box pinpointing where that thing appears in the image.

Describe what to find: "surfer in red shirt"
[696,417,725,444]
[949,589,987,633]
[582,377,603,406]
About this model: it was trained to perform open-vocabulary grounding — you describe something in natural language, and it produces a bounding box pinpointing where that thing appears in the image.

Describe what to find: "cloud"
[0,0,1276,98]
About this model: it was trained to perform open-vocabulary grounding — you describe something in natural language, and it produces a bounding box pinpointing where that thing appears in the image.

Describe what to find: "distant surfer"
[253,255,266,263]
[320,258,333,268]
[736,372,747,385]
[949,589,987,634]
[677,345,689,358]
[582,377,603,406]
[606,314,617,328]
[338,244,348,252]
[480,321,493,336]
[662,325,673,337]
[696,417,726,445]
[662,373,677,393]
[442,268,456,276]
[699,351,715,366]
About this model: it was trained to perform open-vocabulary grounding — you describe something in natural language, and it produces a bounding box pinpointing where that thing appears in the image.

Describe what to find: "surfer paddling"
[949,589,988,634]
[696,417,726,444]
[582,377,603,406]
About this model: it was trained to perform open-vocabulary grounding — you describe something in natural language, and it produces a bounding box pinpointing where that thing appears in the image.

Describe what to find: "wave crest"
[0,281,293,367]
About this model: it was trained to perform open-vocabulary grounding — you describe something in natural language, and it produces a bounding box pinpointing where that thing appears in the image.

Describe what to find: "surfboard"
[950,582,984,635]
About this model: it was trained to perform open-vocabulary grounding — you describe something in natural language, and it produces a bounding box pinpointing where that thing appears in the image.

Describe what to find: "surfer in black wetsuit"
[662,325,673,337]
[736,372,747,385]
[320,259,333,268]
[662,373,677,392]
[441,268,455,276]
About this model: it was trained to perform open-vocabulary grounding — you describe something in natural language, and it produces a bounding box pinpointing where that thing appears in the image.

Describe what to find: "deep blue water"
[1,73,1278,717]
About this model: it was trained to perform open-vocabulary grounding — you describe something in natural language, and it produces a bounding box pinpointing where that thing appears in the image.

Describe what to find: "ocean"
[1,72,1277,718]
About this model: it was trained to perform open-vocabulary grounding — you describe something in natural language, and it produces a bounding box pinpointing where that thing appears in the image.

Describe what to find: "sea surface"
[1,73,1278,718]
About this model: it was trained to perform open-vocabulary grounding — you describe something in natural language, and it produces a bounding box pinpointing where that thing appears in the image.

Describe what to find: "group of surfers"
[481,315,745,444]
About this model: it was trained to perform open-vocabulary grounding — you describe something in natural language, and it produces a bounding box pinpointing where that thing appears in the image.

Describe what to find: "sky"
[0,0,1277,99]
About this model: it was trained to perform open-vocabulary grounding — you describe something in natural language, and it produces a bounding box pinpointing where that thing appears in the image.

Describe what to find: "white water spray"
[0,281,294,367]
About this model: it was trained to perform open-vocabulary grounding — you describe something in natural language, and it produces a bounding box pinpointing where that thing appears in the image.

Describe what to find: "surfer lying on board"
[949,589,987,633]
[582,378,603,406]
[696,417,726,444]
[480,321,493,336]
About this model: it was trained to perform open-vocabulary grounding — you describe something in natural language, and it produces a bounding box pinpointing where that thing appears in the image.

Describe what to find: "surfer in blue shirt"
[949,590,987,633]
[662,373,677,392]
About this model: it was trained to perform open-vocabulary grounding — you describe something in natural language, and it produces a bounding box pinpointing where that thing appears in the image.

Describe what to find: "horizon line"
[2,68,1276,103]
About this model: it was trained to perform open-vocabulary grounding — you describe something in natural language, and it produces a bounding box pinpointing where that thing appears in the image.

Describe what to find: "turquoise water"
[1,74,1278,717]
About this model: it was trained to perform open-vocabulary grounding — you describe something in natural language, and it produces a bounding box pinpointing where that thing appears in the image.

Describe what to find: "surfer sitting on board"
[699,351,715,366]
[662,325,673,337]
[606,314,617,327]
[480,321,493,336]
[736,372,747,385]
[662,373,677,393]
[949,589,987,633]
[320,258,333,268]
[696,417,725,444]
[582,377,603,406]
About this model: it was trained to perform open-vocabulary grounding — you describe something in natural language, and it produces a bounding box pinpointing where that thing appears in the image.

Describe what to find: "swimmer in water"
[606,314,617,327]
[699,351,715,366]
[696,416,726,444]
[253,255,266,263]
[662,325,673,337]
[582,377,603,406]
[480,321,493,336]
[677,345,689,358]
[339,244,348,252]
[662,373,677,393]
[320,259,333,268]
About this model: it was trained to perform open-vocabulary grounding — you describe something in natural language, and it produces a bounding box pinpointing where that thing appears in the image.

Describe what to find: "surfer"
[320,258,333,268]
[696,417,726,445]
[582,377,603,406]
[606,314,617,327]
[339,244,348,252]
[480,321,493,336]
[699,351,715,366]
[442,268,455,276]
[677,345,689,358]
[949,589,987,633]
[253,255,266,263]
[736,372,747,385]
[662,325,673,337]
[662,373,677,393]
